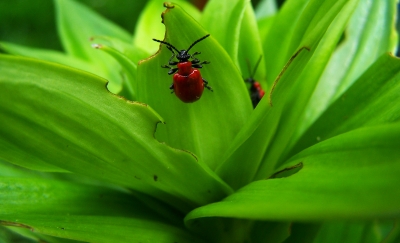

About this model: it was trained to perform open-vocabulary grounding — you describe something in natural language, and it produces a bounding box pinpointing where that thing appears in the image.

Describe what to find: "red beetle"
[245,56,265,108]
[153,34,212,103]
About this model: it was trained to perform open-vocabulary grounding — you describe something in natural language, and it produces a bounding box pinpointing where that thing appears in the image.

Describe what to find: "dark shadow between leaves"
[268,162,303,179]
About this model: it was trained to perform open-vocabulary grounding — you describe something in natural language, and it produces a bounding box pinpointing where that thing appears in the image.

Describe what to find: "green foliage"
[0,0,399,242]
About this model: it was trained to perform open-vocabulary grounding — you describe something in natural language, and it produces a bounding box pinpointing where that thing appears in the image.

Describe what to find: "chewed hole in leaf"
[268,162,303,179]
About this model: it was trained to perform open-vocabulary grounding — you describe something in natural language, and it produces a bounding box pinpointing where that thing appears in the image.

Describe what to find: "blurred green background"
[0,0,271,52]
[1,0,396,54]
[0,0,147,50]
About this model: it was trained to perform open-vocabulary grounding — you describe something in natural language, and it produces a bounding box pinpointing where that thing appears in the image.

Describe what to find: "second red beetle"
[153,34,213,103]
[245,56,265,108]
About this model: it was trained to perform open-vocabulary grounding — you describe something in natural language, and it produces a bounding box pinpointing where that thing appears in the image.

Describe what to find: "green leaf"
[90,35,150,65]
[186,124,400,222]
[261,0,309,86]
[0,160,58,178]
[255,0,360,177]
[257,16,275,58]
[202,0,267,93]
[54,0,132,93]
[200,0,247,67]
[295,0,398,140]
[0,41,98,75]
[4,226,81,243]
[215,48,310,191]
[0,55,232,211]
[384,220,400,243]
[0,41,122,95]
[133,0,200,54]
[216,0,358,190]
[0,159,124,191]
[92,43,137,100]
[285,221,395,243]
[0,177,205,243]
[311,221,394,243]
[137,3,252,170]
[55,0,131,60]
[290,53,400,157]
[237,3,267,89]
[0,225,37,243]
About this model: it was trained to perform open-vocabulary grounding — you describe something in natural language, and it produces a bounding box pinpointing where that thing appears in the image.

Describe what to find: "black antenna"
[186,34,210,53]
[246,59,252,79]
[250,55,262,78]
[152,39,180,53]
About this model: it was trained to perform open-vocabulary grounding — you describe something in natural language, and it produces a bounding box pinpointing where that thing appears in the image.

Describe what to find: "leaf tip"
[163,2,175,9]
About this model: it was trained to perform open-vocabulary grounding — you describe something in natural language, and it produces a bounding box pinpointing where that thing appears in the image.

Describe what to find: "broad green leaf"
[255,0,360,178]
[237,3,267,91]
[54,0,131,93]
[384,220,400,243]
[137,3,252,170]
[215,47,311,190]
[55,0,131,60]
[0,177,205,243]
[201,0,247,67]
[0,160,125,191]
[0,41,120,96]
[0,55,232,211]
[289,53,400,158]
[257,16,275,55]
[186,124,400,223]
[261,0,309,86]
[216,0,357,189]
[0,41,98,75]
[5,226,81,243]
[332,0,398,97]
[133,0,200,54]
[203,0,267,91]
[296,0,398,139]
[0,225,37,243]
[0,160,60,178]
[311,221,394,243]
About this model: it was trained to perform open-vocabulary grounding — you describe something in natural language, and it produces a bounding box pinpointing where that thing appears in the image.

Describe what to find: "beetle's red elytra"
[245,56,265,108]
[153,34,212,103]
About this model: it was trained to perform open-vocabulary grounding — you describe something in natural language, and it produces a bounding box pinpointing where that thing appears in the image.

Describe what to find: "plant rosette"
[0,0,400,242]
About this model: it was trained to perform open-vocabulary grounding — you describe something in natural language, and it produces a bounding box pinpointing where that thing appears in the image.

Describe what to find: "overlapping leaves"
[0,0,399,242]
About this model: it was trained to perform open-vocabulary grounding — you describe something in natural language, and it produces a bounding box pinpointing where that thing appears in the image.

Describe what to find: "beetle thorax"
[176,50,190,62]
[177,61,193,76]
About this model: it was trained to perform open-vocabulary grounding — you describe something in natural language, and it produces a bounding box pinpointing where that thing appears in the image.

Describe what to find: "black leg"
[161,65,178,75]
[191,51,201,57]
[192,64,203,68]
[167,68,178,75]
[203,78,213,92]
[190,52,203,64]
[169,60,179,66]
[192,61,210,69]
